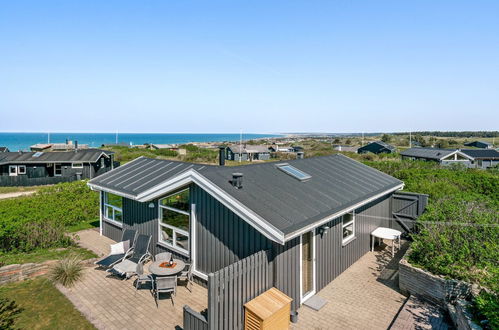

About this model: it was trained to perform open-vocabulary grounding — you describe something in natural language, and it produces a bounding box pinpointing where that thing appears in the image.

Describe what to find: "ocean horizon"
[0,132,283,152]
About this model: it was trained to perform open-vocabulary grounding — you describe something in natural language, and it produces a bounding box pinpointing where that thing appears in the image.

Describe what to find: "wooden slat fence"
[207,249,273,330]
[183,306,208,330]
[391,192,428,233]
[0,175,74,187]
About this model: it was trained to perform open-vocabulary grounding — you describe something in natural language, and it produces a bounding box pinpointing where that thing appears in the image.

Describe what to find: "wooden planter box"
[244,288,292,330]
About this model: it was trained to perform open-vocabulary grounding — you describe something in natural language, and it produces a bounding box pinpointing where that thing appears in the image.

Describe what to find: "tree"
[333,138,341,144]
[381,134,392,143]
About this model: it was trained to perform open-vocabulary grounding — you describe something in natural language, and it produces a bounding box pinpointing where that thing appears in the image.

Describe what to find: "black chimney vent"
[75,140,78,151]
[219,147,225,166]
[232,173,243,189]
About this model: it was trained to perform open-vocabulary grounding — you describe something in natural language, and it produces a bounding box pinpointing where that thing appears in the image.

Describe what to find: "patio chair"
[108,234,152,279]
[154,276,177,306]
[134,262,153,292]
[154,252,171,261]
[177,263,193,292]
[95,229,137,268]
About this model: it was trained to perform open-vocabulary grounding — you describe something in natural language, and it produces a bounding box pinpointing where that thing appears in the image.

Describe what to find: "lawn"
[0,246,96,266]
[0,278,95,329]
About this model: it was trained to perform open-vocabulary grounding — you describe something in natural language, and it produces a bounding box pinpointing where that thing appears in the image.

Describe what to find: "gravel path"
[0,190,37,200]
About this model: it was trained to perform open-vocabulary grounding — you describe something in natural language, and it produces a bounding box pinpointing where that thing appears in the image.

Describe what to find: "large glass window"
[159,189,190,253]
[342,212,355,244]
[103,192,123,224]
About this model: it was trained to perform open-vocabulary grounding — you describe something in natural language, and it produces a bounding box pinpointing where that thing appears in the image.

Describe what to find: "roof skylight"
[33,152,44,157]
[276,163,311,181]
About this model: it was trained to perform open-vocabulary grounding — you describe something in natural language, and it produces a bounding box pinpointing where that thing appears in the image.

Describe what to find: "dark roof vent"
[231,173,243,189]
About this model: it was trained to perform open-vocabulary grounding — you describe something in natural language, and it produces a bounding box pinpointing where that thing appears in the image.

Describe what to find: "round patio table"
[371,227,402,257]
[148,259,186,277]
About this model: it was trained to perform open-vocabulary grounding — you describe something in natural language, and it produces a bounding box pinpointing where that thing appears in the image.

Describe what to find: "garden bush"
[0,181,99,253]
[0,297,22,330]
[472,291,499,329]
[49,254,84,287]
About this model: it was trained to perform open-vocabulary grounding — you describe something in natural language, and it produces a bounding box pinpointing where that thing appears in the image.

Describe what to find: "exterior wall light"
[148,202,155,209]
[319,225,330,237]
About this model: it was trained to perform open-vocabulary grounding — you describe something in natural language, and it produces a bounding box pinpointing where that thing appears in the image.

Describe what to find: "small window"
[276,163,311,181]
[54,163,62,176]
[9,165,17,176]
[103,192,123,224]
[342,212,355,244]
[18,165,26,175]
[158,188,190,253]
[72,163,83,168]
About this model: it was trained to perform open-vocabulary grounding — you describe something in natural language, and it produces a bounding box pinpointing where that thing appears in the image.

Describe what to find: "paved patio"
[294,241,410,330]
[61,228,207,330]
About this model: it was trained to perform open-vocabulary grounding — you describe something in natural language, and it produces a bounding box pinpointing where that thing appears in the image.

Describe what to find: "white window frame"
[54,163,62,176]
[9,165,17,176]
[103,192,123,226]
[17,165,26,175]
[158,188,190,255]
[72,162,83,169]
[342,211,355,245]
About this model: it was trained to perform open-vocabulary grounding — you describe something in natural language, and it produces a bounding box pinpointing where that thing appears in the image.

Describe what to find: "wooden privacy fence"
[0,175,73,187]
[391,192,428,233]
[183,249,274,330]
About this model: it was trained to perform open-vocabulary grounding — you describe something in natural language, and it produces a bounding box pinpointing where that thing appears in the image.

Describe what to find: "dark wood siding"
[272,237,300,312]
[315,194,391,291]
[191,185,272,274]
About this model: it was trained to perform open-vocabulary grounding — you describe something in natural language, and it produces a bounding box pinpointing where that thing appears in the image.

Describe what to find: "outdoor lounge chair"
[154,276,177,306]
[108,234,152,279]
[95,229,137,268]
[177,263,193,292]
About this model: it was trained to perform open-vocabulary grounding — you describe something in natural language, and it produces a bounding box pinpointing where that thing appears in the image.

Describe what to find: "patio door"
[300,230,316,302]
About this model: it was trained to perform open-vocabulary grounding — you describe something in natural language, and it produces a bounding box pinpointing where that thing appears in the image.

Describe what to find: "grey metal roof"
[464,141,492,147]
[89,154,402,236]
[400,147,456,160]
[358,141,396,152]
[0,149,113,165]
[88,157,213,198]
[461,149,499,159]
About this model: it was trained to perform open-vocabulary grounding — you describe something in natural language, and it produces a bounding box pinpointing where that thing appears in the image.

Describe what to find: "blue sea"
[0,133,282,152]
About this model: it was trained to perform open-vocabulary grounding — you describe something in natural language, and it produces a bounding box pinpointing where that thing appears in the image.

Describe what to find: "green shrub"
[0,297,22,330]
[0,181,98,253]
[49,255,84,287]
[472,291,499,329]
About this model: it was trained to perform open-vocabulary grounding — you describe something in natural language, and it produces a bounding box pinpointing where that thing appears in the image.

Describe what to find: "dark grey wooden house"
[226,145,271,161]
[0,147,9,152]
[0,149,115,186]
[358,141,396,154]
[464,140,493,149]
[88,153,425,313]
[401,147,498,169]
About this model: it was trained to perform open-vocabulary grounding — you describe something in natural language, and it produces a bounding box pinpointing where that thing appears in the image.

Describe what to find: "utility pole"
[239,130,242,163]
[47,132,50,144]
[115,130,118,144]
[362,132,364,146]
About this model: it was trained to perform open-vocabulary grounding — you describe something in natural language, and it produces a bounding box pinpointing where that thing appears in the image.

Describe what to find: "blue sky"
[1,1,498,133]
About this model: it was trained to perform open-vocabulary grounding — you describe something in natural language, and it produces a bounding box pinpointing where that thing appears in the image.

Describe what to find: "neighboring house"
[226,145,270,161]
[30,141,89,152]
[149,144,187,155]
[461,149,499,169]
[333,145,358,153]
[0,149,115,186]
[358,141,396,154]
[88,153,423,312]
[400,147,499,169]
[464,141,493,149]
[269,144,295,153]
[0,147,9,152]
